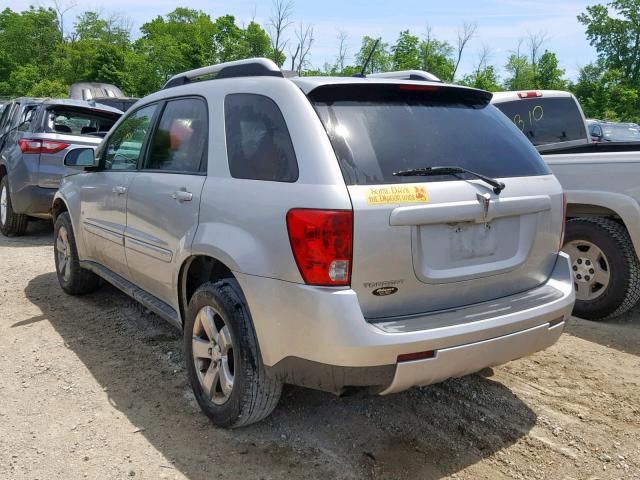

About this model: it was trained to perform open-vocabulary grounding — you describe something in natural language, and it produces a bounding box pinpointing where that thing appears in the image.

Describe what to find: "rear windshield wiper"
[393,166,506,195]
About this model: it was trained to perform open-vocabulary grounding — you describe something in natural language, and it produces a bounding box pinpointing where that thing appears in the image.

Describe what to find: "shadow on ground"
[566,308,640,357]
[23,272,537,479]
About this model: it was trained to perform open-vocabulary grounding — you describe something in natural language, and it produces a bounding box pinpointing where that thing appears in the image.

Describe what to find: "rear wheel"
[0,176,28,237]
[562,217,640,320]
[54,212,101,295]
[184,280,282,428]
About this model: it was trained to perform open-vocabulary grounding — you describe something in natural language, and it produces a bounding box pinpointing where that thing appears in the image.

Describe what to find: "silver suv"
[52,58,575,428]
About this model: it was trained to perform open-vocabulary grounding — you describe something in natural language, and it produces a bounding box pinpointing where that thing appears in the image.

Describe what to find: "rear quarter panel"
[185,77,352,281]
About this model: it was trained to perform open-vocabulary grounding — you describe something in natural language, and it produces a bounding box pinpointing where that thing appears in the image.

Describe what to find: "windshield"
[493,97,587,146]
[603,124,640,142]
[311,86,550,185]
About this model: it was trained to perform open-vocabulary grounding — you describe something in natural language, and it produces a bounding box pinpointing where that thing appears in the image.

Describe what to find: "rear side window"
[224,93,298,182]
[310,85,549,185]
[493,97,587,146]
[145,97,208,173]
[44,108,119,136]
[18,105,39,131]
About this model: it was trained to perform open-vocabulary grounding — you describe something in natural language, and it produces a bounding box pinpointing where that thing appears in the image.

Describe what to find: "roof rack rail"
[163,58,284,89]
[368,70,442,83]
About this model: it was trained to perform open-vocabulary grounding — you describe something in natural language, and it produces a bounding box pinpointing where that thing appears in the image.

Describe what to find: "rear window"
[493,97,587,146]
[43,108,120,136]
[310,85,549,185]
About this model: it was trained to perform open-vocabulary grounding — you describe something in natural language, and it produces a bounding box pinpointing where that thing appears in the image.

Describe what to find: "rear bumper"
[236,252,574,393]
[11,184,55,216]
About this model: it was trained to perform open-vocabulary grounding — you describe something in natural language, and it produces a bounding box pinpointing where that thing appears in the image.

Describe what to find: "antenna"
[354,38,380,78]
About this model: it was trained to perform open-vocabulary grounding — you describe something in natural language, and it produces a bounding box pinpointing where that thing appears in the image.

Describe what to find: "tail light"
[517,91,543,99]
[286,209,353,286]
[559,193,567,250]
[18,139,69,154]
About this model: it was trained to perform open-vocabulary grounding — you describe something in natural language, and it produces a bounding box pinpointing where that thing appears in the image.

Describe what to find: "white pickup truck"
[493,91,640,320]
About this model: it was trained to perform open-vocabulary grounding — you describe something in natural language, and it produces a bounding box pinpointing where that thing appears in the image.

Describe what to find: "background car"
[587,119,640,143]
[69,82,138,112]
[0,98,122,236]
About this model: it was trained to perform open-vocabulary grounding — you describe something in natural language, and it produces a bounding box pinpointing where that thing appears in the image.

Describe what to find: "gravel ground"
[1,221,639,480]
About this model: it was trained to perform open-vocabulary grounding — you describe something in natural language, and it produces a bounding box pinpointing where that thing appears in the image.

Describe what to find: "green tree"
[355,36,391,74]
[578,0,640,85]
[391,30,420,70]
[419,36,455,81]
[504,52,535,90]
[134,8,217,93]
[243,21,273,58]
[0,7,61,93]
[460,65,501,91]
[536,50,567,89]
[28,79,69,97]
[571,60,640,122]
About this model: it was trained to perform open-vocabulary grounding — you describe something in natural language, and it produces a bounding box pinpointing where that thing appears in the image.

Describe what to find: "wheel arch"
[51,196,69,221]
[564,189,640,258]
[178,255,236,326]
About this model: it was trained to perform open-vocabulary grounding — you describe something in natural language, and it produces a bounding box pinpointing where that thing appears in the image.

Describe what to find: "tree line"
[1,0,639,122]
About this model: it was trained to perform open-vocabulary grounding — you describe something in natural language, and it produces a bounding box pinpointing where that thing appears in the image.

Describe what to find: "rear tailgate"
[310,83,564,319]
[36,133,104,188]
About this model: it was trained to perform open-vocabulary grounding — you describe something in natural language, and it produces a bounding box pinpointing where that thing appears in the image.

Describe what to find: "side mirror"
[64,147,98,170]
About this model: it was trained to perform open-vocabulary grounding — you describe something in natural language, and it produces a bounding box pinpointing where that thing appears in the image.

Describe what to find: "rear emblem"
[372,287,398,296]
[476,192,491,222]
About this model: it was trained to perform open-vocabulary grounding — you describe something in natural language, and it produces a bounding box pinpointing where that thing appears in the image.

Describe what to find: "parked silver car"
[52,59,575,427]
[0,98,121,235]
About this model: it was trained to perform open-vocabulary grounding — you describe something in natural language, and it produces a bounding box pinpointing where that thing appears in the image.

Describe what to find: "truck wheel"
[0,176,28,236]
[563,217,640,320]
[54,212,101,295]
[184,279,282,428]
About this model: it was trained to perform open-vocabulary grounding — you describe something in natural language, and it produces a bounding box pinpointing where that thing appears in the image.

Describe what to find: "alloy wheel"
[0,184,7,226]
[55,225,71,282]
[192,305,235,405]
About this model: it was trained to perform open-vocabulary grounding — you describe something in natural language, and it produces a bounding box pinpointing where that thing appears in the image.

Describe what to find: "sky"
[6,0,602,80]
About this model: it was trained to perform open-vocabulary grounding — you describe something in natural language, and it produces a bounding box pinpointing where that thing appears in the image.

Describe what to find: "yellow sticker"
[366,185,429,205]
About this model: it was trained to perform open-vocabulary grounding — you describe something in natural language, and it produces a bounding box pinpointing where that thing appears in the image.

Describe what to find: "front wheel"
[562,217,640,320]
[184,280,282,428]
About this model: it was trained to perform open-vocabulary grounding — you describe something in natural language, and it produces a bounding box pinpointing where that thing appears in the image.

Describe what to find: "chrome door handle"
[112,185,128,195]
[172,190,193,202]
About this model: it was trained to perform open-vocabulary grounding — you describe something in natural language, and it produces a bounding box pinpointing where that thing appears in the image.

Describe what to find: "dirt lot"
[1,222,639,480]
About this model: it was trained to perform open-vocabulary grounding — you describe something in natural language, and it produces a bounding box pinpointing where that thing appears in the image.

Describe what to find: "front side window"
[103,104,157,171]
[144,98,208,173]
[224,94,298,182]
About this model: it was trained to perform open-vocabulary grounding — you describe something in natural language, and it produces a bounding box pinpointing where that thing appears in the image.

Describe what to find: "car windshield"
[310,85,550,185]
[44,107,120,135]
[603,124,640,142]
[493,97,587,146]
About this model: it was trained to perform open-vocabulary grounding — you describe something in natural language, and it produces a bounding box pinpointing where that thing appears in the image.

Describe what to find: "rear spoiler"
[307,83,492,107]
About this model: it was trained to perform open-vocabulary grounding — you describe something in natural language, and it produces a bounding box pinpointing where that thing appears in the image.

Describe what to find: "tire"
[184,279,282,428]
[563,217,640,320]
[53,212,101,295]
[0,176,28,237]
